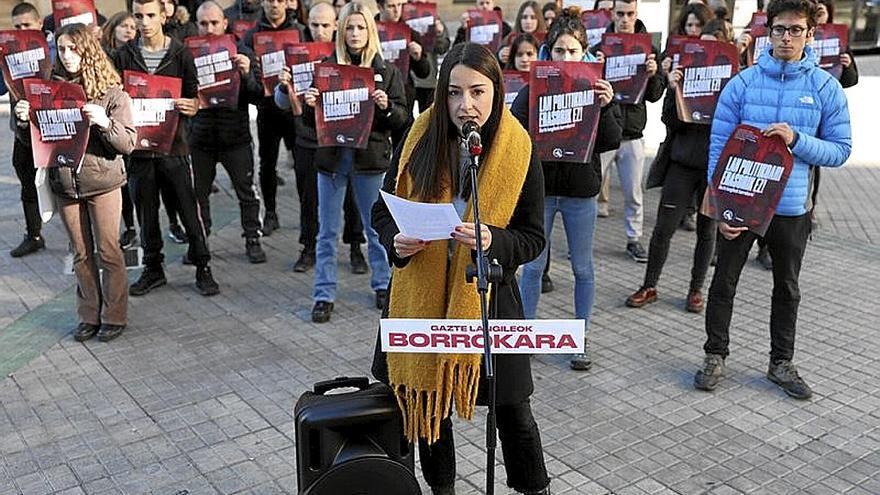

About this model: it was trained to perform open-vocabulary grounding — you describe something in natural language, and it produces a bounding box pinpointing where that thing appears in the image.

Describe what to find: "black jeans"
[191,144,262,239]
[705,213,811,362]
[644,163,716,291]
[128,155,211,268]
[256,105,296,213]
[12,138,41,237]
[418,400,550,493]
[292,144,364,252]
[121,156,135,229]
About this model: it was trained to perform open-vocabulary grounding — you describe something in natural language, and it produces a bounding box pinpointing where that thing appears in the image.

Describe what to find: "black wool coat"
[370,133,546,405]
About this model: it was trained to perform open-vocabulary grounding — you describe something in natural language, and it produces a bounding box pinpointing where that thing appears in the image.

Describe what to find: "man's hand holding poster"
[673,39,738,125]
[377,22,412,81]
[0,30,51,101]
[402,1,437,53]
[314,64,375,149]
[124,71,182,155]
[24,79,89,169]
[52,0,97,27]
[466,9,503,52]
[601,32,653,105]
[253,30,301,96]
[706,125,794,236]
[528,61,603,163]
[185,34,240,108]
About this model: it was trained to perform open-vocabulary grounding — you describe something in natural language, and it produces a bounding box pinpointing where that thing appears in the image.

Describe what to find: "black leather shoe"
[541,274,554,294]
[350,243,368,274]
[196,265,220,296]
[375,289,389,310]
[246,238,267,264]
[73,323,100,342]
[263,211,279,236]
[129,268,167,296]
[293,249,315,272]
[10,234,45,258]
[97,324,126,342]
[312,301,334,323]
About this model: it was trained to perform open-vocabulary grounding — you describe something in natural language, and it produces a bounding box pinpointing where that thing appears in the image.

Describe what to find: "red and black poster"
[503,70,528,108]
[580,10,613,49]
[52,0,98,28]
[253,30,302,96]
[601,32,653,105]
[706,125,793,236]
[665,34,690,70]
[378,22,412,79]
[0,30,52,101]
[123,70,181,155]
[185,34,240,108]
[528,61,603,163]
[673,39,739,125]
[402,2,438,53]
[285,41,334,96]
[24,79,89,168]
[232,19,256,41]
[466,9,503,53]
[813,23,849,80]
[314,64,375,149]
[747,12,770,66]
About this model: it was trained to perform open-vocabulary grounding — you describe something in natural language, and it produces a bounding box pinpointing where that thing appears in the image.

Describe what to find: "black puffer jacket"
[302,52,409,174]
[189,44,263,150]
[660,87,709,170]
[164,19,199,43]
[511,84,623,198]
[111,37,200,157]
[594,19,666,140]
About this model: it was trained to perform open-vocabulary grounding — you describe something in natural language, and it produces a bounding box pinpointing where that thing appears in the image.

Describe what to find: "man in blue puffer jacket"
[694,0,851,400]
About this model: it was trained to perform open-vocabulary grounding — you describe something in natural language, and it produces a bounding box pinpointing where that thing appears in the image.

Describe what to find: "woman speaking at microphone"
[371,43,550,495]
[14,23,136,342]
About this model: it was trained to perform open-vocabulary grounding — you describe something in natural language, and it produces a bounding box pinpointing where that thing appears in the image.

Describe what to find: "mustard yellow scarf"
[387,107,532,444]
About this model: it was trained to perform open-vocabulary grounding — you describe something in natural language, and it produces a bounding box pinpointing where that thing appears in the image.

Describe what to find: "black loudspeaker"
[294,376,421,495]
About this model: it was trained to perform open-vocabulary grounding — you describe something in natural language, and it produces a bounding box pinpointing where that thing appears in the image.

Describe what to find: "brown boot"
[625,287,657,308]
[686,290,704,313]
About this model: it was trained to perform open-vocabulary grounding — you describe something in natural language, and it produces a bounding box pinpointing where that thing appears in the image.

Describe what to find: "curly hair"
[674,2,715,36]
[55,24,122,101]
[545,7,588,51]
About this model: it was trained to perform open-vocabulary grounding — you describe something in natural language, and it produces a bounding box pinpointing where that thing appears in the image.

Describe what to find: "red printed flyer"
[402,2,438,53]
[503,70,528,108]
[601,32,653,105]
[123,70,182,155]
[0,30,52,101]
[378,22,412,80]
[253,30,302,96]
[747,12,770,66]
[314,64,375,149]
[580,10,612,49]
[673,39,739,125]
[52,0,98,27]
[528,61,604,163]
[24,78,89,169]
[185,34,240,108]
[466,9,503,52]
[813,23,849,80]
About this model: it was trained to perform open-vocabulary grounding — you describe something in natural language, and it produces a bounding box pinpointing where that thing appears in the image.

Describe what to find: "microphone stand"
[464,138,503,495]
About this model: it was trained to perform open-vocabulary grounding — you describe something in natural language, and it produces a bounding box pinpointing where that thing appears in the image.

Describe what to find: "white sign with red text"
[380,319,584,354]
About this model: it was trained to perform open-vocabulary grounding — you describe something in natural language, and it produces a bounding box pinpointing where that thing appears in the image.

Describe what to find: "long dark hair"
[407,43,504,202]
[505,33,540,70]
[674,2,715,36]
[514,0,547,34]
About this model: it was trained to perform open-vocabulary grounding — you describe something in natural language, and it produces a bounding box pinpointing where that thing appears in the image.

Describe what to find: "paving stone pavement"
[1,117,879,495]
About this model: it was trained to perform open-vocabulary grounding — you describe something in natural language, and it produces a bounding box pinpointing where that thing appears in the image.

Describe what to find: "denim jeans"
[313,153,390,302]
[520,196,597,335]
[599,138,645,241]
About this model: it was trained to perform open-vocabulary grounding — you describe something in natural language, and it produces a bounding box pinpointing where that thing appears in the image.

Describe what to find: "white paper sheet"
[379,190,463,241]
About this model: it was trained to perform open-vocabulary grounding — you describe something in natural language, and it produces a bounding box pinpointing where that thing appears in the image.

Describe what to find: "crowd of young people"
[4,0,854,492]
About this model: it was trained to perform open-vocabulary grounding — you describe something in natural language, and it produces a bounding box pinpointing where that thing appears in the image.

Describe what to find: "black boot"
[10,234,45,258]
[246,237,267,264]
[350,243,368,274]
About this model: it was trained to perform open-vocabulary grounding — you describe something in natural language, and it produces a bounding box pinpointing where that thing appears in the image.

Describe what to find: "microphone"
[462,120,482,156]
